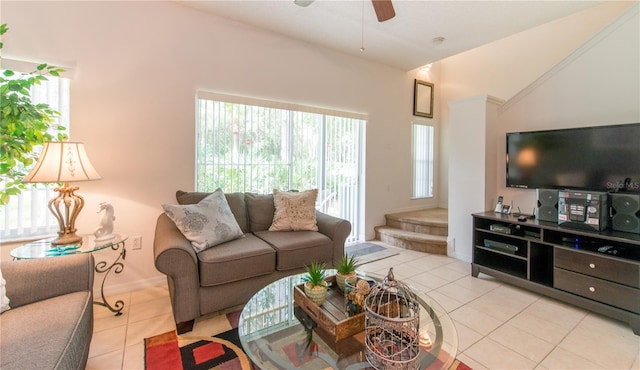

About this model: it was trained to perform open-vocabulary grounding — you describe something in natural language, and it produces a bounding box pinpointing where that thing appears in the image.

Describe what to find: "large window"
[412,123,434,199]
[196,92,365,243]
[0,74,70,241]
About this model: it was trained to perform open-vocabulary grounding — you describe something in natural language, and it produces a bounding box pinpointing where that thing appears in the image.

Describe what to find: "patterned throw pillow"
[269,189,319,231]
[163,188,244,253]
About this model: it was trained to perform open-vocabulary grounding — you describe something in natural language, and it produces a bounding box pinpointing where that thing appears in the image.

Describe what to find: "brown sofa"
[153,191,351,334]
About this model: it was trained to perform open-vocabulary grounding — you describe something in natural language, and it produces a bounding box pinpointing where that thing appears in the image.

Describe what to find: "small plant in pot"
[303,261,328,306]
[336,254,358,292]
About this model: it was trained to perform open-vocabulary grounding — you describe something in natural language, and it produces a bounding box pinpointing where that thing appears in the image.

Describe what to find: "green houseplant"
[303,260,328,306]
[336,254,358,292]
[0,23,66,205]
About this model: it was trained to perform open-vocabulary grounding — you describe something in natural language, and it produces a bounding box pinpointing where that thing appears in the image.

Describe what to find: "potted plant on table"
[303,261,328,306]
[336,254,358,292]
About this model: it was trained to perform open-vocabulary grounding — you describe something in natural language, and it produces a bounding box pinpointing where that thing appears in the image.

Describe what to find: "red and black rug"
[145,328,255,370]
[145,310,257,370]
[145,310,472,370]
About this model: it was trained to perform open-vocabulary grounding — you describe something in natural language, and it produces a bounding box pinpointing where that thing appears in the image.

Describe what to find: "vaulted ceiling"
[176,0,604,71]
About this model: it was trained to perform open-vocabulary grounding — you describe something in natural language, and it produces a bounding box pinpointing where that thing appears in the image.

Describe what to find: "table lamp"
[23,141,102,245]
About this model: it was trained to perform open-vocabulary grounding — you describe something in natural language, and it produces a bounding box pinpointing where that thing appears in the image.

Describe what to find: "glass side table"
[11,234,128,316]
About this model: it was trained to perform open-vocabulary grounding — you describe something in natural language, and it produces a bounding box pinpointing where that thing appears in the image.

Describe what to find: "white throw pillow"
[269,189,319,231]
[0,267,10,313]
[163,188,244,253]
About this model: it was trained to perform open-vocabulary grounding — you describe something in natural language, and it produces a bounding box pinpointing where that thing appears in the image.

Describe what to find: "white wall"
[497,4,640,212]
[0,1,436,292]
[446,3,640,261]
[438,1,634,208]
[448,95,503,261]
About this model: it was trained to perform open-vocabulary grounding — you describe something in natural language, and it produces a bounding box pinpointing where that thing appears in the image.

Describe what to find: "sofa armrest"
[315,211,351,267]
[1,253,94,309]
[153,213,201,324]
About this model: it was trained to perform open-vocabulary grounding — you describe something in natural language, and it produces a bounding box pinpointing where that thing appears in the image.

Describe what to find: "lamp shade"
[24,142,102,183]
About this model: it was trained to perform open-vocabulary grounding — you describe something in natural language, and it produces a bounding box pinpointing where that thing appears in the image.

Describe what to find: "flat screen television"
[506,122,640,193]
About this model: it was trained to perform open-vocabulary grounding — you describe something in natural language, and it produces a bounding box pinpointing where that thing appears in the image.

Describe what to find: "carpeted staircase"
[374,208,448,254]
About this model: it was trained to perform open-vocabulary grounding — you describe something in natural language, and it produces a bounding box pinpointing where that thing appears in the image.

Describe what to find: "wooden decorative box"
[293,275,366,342]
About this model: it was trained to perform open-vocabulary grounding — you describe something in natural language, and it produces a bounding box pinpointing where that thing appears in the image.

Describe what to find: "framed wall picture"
[413,79,434,118]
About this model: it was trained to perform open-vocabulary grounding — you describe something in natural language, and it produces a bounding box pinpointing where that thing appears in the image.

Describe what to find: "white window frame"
[412,122,435,199]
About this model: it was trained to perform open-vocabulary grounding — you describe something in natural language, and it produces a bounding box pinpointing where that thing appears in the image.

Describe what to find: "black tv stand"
[472,211,640,335]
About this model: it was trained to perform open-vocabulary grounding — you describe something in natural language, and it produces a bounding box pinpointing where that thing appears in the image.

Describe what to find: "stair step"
[385,209,449,227]
[385,209,448,236]
[374,226,447,255]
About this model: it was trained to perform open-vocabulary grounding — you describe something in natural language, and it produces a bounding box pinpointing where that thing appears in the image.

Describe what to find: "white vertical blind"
[196,92,365,243]
[412,123,434,198]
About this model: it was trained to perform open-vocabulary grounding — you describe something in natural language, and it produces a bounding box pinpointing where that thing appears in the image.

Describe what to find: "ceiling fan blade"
[371,0,395,22]
[294,0,314,7]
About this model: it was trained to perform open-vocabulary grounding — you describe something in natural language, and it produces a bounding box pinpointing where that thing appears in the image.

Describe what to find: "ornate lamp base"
[49,183,85,247]
[51,233,83,246]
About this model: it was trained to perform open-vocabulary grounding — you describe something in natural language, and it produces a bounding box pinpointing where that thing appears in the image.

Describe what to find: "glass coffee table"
[239,270,458,369]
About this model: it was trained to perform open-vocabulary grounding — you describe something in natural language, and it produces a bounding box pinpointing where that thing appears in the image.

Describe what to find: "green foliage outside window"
[196,97,362,242]
[196,100,360,196]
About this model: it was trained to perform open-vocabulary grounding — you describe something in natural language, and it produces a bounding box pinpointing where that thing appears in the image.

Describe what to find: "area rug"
[145,310,258,370]
[345,242,399,266]
[145,310,471,370]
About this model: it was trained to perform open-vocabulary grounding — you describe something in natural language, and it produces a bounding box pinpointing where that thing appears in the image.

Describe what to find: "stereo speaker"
[536,188,558,223]
[558,190,609,231]
[610,193,640,234]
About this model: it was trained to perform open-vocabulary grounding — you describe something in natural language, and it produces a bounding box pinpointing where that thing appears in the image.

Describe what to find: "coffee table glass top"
[239,269,458,369]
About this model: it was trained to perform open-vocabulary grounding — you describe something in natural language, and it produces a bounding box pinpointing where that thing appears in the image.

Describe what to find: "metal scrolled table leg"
[94,240,127,316]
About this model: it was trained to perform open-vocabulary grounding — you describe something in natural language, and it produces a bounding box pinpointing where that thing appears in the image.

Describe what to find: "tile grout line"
[120,291,132,370]
[542,312,603,369]
[449,278,544,368]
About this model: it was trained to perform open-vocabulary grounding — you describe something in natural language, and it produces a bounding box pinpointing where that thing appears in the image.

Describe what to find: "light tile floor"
[87,243,640,369]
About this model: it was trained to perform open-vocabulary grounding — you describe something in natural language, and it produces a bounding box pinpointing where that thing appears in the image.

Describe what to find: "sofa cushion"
[269,189,319,231]
[163,189,244,252]
[176,190,248,233]
[0,291,92,370]
[245,193,275,232]
[254,230,332,271]
[197,234,276,286]
[176,190,210,204]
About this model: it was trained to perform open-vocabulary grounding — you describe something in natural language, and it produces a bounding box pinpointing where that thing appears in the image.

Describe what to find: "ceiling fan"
[294,0,396,22]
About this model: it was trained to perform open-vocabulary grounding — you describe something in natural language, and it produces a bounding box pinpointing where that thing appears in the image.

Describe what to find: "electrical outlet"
[131,236,142,250]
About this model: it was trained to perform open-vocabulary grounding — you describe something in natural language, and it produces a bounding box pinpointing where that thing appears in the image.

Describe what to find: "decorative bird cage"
[364,268,420,370]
